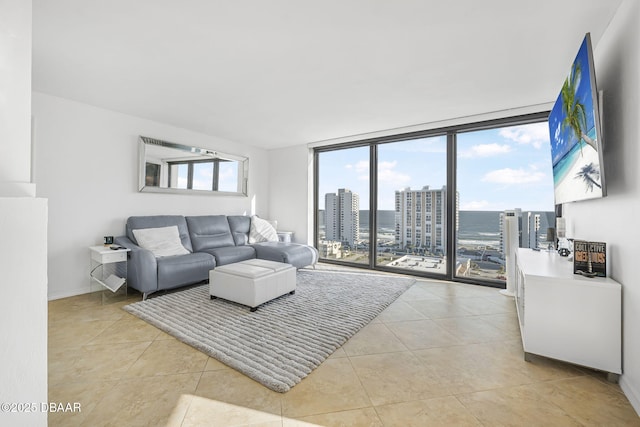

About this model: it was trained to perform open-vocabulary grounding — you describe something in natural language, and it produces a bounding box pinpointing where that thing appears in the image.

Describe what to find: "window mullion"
[370,145,378,269]
[187,164,194,189]
[213,160,220,191]
[446,132,457,280]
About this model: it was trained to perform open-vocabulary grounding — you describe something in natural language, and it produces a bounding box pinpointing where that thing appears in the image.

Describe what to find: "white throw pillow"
[249,216,279,243]
[132,226,190,257]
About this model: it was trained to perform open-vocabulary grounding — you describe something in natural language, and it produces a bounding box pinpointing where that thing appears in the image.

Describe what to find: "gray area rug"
[123,269,414,392]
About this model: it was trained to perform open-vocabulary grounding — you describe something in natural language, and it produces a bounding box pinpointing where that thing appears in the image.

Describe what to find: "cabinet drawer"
[92,250,127,264]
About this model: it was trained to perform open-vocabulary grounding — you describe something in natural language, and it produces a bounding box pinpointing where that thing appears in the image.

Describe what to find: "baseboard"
[620,375,640,417]
[48,288,90,301]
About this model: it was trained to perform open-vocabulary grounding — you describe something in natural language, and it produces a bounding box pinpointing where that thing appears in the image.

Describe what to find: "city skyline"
[317,122,555,212]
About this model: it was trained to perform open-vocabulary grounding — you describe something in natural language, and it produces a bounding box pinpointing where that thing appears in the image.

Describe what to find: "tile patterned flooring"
[49,268,640,426]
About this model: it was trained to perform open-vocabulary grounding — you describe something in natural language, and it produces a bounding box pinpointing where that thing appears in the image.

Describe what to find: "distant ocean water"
[457,211,502,247]
[319,210,554,246]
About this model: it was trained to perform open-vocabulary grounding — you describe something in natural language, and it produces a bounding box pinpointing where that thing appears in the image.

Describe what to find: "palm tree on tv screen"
[560,61,597,153]
[575,162,601,192]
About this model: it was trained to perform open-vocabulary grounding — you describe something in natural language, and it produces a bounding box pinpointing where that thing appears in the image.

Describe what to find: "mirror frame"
[138,136,249,196]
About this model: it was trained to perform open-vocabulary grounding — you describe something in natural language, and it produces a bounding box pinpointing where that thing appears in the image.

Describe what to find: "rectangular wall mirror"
[138,136,248,196]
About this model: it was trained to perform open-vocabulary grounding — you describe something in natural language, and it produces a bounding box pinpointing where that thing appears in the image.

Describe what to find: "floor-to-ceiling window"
[376,136,448,276]
[314,112,556,286]
[455,122,556,284]
[316,146,370,265]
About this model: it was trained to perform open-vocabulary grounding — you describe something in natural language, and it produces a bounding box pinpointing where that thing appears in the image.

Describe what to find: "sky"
[177,161,239,191]
[318,121,556,212]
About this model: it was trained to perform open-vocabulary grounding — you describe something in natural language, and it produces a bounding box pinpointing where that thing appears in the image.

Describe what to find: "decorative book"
[573,240,606,277]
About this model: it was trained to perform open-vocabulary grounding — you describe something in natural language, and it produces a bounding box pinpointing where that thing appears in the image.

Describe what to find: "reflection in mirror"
[138,136,248,196]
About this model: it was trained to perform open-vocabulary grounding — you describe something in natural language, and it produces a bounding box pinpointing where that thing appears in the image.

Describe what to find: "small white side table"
[89,245,130,303]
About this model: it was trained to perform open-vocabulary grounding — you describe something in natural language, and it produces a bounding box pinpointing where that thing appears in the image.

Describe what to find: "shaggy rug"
[123,269,414,392]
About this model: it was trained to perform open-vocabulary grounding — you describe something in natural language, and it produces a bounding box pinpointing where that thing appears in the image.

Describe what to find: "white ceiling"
[32,0,623,150]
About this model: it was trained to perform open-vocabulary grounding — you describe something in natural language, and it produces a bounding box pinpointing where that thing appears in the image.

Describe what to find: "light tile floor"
[49,267,640,426]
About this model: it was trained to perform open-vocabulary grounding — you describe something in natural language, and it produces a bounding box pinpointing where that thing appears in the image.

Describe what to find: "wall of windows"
[314,112,556,286]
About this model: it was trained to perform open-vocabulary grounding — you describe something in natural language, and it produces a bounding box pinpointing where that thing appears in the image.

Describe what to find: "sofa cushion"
[202,245,256,266]
[126,215,193,252]
[156,252,216,291]
[186,215,235,252]
[227,215,251,246]
[132,226,190,258]
[249,216,279,243]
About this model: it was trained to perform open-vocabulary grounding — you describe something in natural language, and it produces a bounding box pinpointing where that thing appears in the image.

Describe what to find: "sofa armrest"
[114,236,158,295]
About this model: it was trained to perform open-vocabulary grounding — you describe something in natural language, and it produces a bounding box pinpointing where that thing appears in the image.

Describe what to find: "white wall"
[33,93,270,299]
[0,0,32,188]
[268,144,314,244]
[564,0,640,413]
[0,199,48,426]
[0,1,48,426]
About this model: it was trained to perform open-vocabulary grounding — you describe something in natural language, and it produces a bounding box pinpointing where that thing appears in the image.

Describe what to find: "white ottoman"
[209,259,296,311]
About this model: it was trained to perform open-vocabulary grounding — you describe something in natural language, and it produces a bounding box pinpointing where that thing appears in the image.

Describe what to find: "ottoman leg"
[250,306,258,312]
[210,295,217,300]
[289,290,295,295]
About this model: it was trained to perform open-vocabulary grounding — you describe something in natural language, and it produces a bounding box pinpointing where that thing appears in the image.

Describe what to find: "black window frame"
[313,111,550,288]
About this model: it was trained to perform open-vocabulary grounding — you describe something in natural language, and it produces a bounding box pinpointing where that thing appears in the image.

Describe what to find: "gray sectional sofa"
[115,215,318,299]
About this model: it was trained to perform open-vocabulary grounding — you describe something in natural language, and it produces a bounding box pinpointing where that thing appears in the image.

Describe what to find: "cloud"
[378,161,411,186]
[482,168,546,184]
[459,143,511,158]
[354,160,369,174]
[343,160,366,180]
[346,160,369,181]
[499,123,550,149]
[350,160,411,185]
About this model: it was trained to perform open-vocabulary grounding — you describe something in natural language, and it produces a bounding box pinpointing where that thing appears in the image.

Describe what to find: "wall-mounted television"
[548,33,606,205]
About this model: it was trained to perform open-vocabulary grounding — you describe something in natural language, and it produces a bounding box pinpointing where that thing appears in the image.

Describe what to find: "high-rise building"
[325,188,359,246]
[499,208,541,254]
[395,185,456,254]
[521,211,541,249]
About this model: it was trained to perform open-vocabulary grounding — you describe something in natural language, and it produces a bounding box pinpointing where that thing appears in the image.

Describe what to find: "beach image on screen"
[548,35,603,204]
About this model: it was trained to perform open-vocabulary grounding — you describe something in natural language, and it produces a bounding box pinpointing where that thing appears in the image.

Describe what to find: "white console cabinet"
[514,248,621,380]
